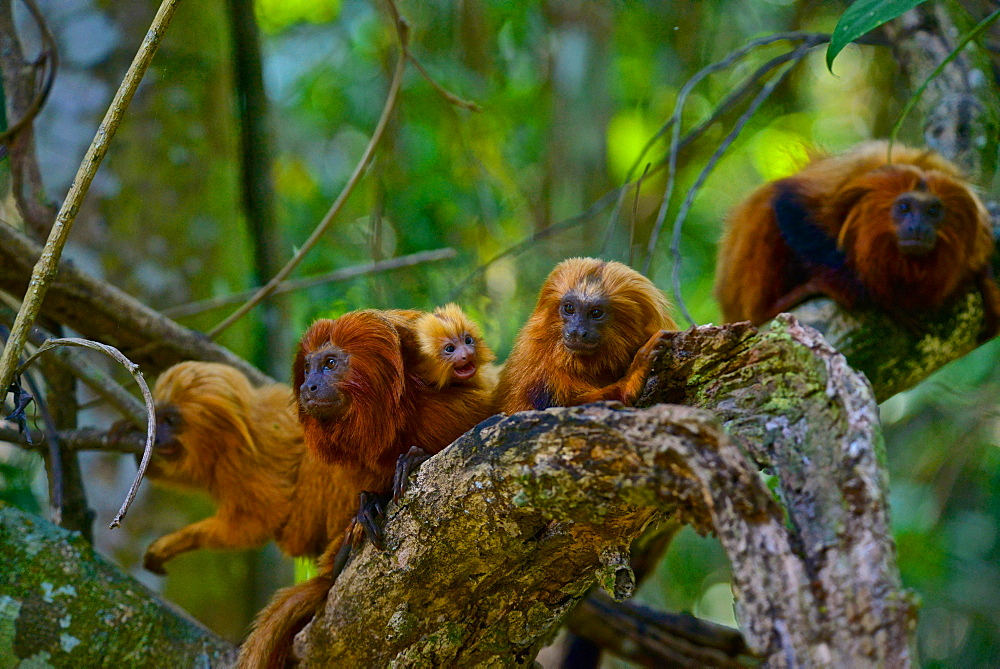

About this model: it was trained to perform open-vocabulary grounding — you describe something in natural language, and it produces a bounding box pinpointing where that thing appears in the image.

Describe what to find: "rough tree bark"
[0,317,914,667]
[0,502,235,667]
[293,317,910,667]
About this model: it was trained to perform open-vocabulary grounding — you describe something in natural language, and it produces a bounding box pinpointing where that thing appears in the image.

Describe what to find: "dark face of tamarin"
[496,257,676,413]
[834,163,992,310]
[715,142,997,326]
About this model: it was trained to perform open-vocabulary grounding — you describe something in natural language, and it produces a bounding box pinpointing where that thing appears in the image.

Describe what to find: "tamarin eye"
[589,307,604,319]
[563,302,575,315]
[444,344,456,353]
[464,336,474,345]
[163,414,176,426]
[926,203,942,218]
[896,201,910,215]
[323,357,338,370]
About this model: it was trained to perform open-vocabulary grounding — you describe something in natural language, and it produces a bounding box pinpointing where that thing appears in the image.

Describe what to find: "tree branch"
[883,4,1000,178]
[0,222,272,384]
[0,0,183,398]
[164,248,457,319]
[0,501,235,665]
[566,592,753,668]
[207,9,408,339]
[0,303,146,426]
[0,422,143,454]
[295,317,910,666]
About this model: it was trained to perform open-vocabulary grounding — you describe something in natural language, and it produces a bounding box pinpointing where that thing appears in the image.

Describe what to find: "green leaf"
[826,0,930,72]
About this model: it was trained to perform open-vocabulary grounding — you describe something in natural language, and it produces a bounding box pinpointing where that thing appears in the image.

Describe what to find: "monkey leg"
[143,515,271,574]
[393,446,431,503]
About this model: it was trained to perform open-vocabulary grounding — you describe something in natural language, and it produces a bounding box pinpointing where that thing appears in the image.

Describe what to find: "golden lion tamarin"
[414,303,498,391]
[134,361,355,574]
[495,257,676,414]
[238,309,497,668]
[715,141,1000,338]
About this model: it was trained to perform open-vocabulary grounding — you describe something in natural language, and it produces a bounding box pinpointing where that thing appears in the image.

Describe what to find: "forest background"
[0,0,998,666]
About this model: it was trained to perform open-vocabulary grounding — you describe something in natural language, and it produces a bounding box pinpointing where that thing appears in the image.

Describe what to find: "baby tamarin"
[495,257,676,414]
[414,303,499,389]
[133,361,355,574]
[239,308,496,668]
[715,141,1000,338]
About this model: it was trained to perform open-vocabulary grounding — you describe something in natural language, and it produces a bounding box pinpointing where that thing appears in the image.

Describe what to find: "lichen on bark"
[296,316,912,667]
[0,502,235,668]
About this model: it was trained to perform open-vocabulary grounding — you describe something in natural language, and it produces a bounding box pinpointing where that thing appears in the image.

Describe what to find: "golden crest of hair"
[541,257,674,331]
[153,361,257,456]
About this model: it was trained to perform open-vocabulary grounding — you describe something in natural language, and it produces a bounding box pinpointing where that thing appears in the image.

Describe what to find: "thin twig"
[208,24,409,338]
[406,53,482,112]
[166,248,456,319]
[628,163,650,267]
[16,338,156,530]
[642,31,829,276]
[600,123,674,260]
[600,38,828,262]
[446,186,626,301]
[0,300,146,426]
[0,0,58,148]
[0,0,182,402]
[668,48,811,326]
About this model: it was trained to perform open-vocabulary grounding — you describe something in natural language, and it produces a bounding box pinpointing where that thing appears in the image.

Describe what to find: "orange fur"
[137,362,355,574]
[495,257,676,414]
[240,309,496,667]
[414,303,498,391]
[715,142,1000,336]
[291,309,493,484]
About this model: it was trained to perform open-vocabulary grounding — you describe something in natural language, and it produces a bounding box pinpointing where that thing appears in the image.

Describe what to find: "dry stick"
[446,186,626,301]
[667,48,811,327]
[208,55,407,338]
[406,54,481,112]
[16,338,156,530]
[166,248,456,319]
[641,32,828,278]
[0,0,181,401]
[0,299,146,425]
[0,0,58,147]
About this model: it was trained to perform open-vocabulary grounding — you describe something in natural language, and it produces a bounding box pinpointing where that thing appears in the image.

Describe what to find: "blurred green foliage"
[1,0,998,663]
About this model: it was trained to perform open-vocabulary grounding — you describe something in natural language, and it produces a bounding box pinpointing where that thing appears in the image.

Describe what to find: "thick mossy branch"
[0,502,234,667]
[299,404,786,666]
[639,316,912,666]
[788,291,986,402]
[299,318,910,667]
[0,222,271,384]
